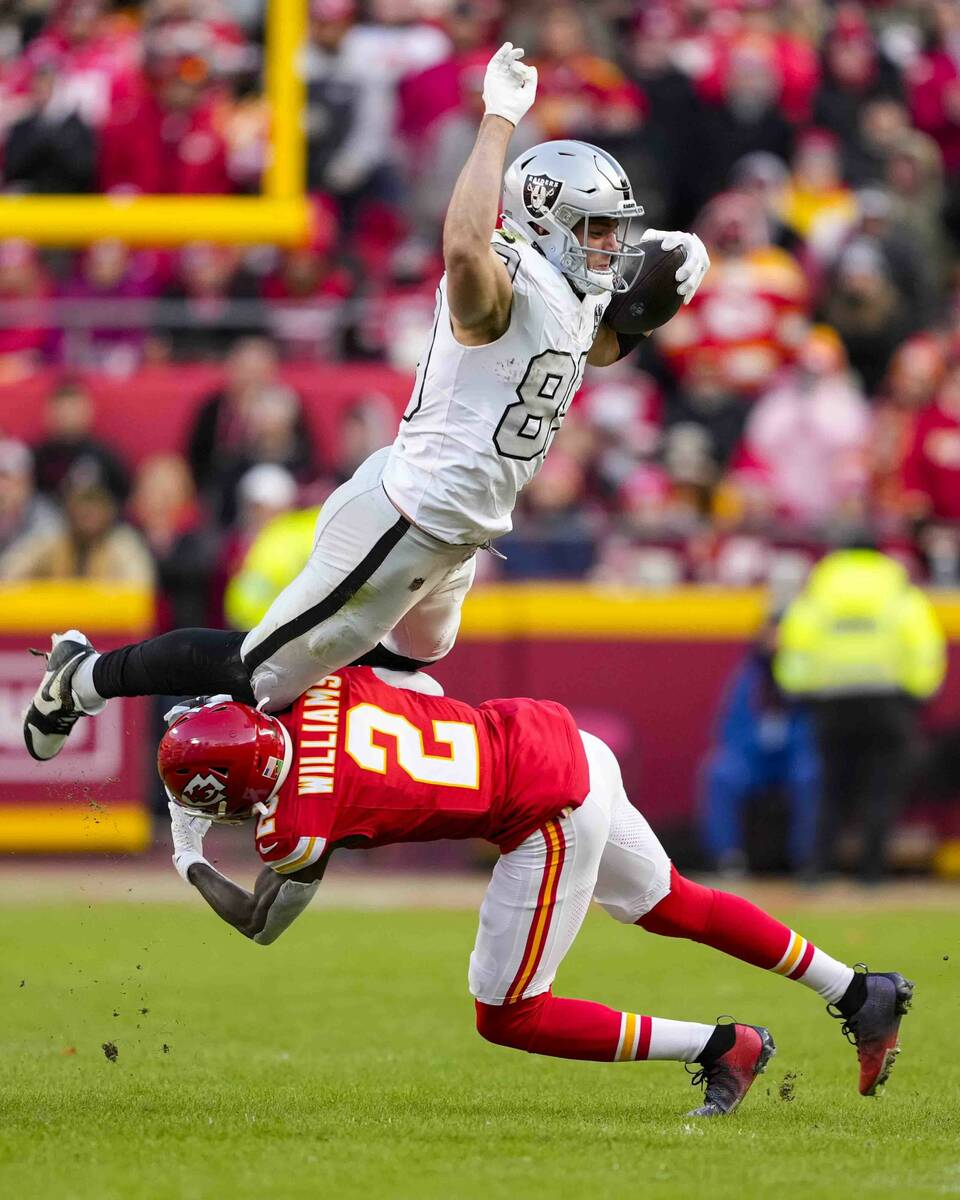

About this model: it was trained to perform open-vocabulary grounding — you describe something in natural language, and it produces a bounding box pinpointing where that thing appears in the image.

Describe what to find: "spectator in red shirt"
[655,191,809,399]
[98,19,232,195]
[4,0,140,133]
[732,325,871,531]
[870,335,946,525]
[695,0,820,124]
[907,0,960,177]
[901,355,960,522]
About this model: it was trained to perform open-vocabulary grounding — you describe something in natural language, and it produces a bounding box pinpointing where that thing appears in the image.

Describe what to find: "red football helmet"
[158,700,291,823]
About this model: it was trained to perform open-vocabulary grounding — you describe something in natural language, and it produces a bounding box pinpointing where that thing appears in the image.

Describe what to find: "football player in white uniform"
[24,43,709,759]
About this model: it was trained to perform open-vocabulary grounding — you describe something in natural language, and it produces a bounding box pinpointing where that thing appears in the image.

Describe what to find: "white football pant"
[468,731,673,1006]
[241,448,477,711]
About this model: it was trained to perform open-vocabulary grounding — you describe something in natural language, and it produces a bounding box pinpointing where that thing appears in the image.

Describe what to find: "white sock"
[794,947,854,1004]
[646,1017,717,1063]
[71,654,106,714]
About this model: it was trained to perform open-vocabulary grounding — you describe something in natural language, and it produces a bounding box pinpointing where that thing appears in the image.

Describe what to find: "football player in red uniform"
[160,668,912,1117]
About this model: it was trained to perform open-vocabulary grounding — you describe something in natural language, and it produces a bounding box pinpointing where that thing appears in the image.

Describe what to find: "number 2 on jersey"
[494,349,587,461]
[345,703,480,789]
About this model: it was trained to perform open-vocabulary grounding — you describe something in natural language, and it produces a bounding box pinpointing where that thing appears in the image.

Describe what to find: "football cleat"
[830,968,914,1097]
[687,1023,776,1118]
[23,630,99,761]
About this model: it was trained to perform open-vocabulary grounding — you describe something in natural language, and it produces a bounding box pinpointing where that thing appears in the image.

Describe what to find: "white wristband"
[173,850,209,885]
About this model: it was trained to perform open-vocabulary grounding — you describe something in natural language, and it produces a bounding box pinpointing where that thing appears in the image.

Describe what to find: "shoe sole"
[861,976,914,1097]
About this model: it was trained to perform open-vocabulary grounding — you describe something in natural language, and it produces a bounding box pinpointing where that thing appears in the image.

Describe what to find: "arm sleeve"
[252,879,319,945]
[616,331,647,360]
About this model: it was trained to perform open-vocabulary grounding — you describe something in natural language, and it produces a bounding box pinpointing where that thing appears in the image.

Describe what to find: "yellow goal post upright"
[0,0,310,246]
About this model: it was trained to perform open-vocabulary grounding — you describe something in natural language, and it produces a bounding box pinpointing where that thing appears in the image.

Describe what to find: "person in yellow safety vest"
[775,544,946,882]
[224,508,321,632]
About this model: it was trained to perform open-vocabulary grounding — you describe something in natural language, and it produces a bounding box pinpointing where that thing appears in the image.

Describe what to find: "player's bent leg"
[382,554,477,665]
[476,990,711,1062]
[469,732,771,1116]
[474,995,773,1116]
[637,867,914,1096]
[467,800,609,1009]
[639,865,855,992]
[588,751,912,1097]
[240,483,470,711]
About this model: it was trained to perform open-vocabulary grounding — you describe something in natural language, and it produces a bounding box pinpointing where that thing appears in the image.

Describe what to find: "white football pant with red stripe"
[468,731,671,1006]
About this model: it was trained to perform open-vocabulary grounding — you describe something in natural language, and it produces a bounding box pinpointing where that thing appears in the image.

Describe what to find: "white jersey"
[382,230,609,545]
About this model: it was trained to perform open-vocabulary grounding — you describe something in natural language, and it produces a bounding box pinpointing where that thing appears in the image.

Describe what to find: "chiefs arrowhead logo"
[182,773,226,808]
[523,173,562,219]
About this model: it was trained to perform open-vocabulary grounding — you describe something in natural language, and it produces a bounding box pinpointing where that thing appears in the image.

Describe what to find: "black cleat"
[830,968,914,1096]
[23,630,98,761]
[687,1023,776,1117]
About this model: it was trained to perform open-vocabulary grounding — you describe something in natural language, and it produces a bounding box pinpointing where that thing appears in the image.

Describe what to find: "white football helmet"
[501,140,645,295]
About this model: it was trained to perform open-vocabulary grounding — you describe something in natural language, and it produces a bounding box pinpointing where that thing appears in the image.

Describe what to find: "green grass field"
[2,891,958,1200]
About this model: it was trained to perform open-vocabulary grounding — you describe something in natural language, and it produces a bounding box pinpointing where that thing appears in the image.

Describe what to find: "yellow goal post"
[0,0,310,246]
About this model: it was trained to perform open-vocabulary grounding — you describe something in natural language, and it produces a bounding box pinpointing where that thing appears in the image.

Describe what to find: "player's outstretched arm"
[443,43,536,343]
[185,862,321,945]
[168,800,323,943]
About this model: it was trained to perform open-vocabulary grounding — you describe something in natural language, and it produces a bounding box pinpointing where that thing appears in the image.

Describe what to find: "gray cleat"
[23,630,98,761]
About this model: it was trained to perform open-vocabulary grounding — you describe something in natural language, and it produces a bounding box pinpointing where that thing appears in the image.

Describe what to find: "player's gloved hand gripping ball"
[604,229,710,335]
[483,42,537,126]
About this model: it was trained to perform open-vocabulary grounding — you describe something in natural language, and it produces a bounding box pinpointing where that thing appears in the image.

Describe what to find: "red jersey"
[901,402,960,521]
[256,668,590,874]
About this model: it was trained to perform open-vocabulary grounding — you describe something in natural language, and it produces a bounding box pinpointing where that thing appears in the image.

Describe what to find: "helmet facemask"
[555,208,646,296]
[500,140,646,297]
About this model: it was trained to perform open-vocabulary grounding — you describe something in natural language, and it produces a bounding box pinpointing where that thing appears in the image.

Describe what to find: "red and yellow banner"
[0,584,154,852]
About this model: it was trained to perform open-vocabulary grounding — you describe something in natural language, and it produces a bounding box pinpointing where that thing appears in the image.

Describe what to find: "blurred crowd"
[5,0,960,597]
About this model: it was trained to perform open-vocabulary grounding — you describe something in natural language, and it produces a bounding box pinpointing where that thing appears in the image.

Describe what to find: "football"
[604,242,687,335]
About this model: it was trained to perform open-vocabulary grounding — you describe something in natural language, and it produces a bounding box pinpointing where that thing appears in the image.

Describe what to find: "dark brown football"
[604,242,686,335]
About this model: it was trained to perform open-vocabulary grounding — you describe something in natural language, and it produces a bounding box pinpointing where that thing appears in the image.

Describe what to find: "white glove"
[482,42,537,126]
[640,229,710,304]
[168,798,212,884]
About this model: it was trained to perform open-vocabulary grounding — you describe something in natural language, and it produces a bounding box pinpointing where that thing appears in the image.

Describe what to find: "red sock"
[476,991,651,1061]
[638,865,807,972]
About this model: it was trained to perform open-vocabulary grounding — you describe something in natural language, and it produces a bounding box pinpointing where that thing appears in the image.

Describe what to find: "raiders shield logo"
[523,173,562,218]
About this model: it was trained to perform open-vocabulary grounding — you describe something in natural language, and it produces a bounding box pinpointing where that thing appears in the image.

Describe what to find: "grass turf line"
[1,903,957,1200]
